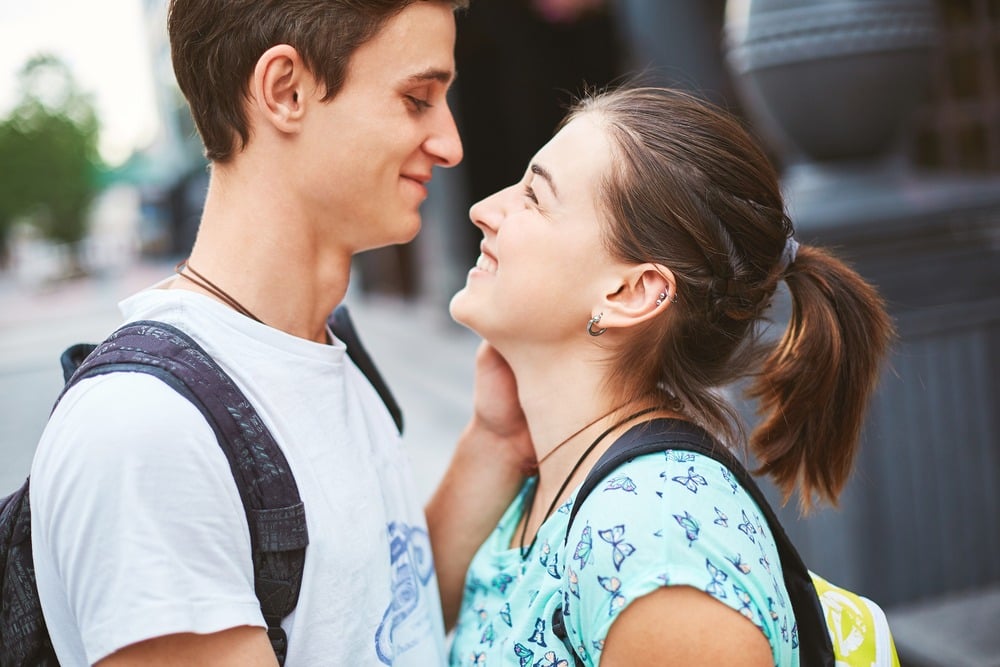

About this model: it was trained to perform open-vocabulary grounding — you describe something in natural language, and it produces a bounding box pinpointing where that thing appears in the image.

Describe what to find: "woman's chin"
[448,290,477,330]
[452,292,500,342]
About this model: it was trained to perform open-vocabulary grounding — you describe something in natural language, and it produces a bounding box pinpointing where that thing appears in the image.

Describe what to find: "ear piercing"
[587,313,607,337]
[656,290,676,307]
[589,290,675,337]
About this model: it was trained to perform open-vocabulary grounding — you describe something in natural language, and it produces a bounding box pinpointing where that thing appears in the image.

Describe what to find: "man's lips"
[402,173,431,185]
[401,173,431,199]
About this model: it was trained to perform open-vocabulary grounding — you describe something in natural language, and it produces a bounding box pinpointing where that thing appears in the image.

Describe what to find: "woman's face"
[450,113,622,347]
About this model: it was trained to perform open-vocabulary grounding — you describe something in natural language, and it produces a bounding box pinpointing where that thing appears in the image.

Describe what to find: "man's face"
[298,1,462,253]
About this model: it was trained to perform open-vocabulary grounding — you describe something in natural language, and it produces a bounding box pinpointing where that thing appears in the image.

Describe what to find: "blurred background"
[0,1,997,664]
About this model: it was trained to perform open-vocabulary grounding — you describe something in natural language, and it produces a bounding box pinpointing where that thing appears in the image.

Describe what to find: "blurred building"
[722,1,999,664]
[127,0,208,259]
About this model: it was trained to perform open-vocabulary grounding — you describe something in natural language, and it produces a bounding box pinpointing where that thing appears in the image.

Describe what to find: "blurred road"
[0,257,480,504]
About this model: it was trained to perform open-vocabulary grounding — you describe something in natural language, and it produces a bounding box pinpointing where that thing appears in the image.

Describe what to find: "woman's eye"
[524,186,539,205]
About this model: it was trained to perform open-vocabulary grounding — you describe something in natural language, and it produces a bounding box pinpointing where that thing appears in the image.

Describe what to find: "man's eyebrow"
[406,67,457,86]
[530,163,558,199]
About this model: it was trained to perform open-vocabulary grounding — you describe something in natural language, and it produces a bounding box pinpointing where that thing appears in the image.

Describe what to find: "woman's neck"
[506,345,637,487]
[504,343,670,555]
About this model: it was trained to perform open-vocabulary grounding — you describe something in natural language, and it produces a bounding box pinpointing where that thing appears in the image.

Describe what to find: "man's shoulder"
[54,369,207,429]
[33,372,217,487]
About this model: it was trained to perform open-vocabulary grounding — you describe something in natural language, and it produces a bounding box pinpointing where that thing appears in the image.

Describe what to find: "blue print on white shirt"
[374,522,434,664]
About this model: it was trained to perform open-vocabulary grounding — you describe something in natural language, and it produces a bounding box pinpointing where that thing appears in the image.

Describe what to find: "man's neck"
[174,168,352,343]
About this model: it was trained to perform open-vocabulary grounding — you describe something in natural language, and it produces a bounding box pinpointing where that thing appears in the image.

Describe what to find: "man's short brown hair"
[168,0,468,163]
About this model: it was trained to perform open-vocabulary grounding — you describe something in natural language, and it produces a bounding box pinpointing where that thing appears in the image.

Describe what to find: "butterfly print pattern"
[669,466,708,494]
[673,511,700,546]
[705,558,729,598]
[714,506,729,527]
[448,453,798,666]
[597,524,636,572]
[604,474,638,494]
[573,524,593,570]
[726,553,752,575]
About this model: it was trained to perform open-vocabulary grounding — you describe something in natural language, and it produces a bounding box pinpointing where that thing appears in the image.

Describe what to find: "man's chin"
[395,212,423,245]
[358,216,422,253]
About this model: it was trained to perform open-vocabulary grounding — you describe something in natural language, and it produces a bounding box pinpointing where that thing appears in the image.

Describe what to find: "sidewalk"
[0,258,480,503]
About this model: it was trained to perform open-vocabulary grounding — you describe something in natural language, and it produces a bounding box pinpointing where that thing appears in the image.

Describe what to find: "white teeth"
[475,254,497,273]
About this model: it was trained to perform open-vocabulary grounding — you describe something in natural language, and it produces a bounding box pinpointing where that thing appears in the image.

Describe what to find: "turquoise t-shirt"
[449,450,799,666]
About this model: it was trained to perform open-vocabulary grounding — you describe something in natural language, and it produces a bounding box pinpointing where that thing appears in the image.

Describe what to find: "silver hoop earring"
[587,313,607,337]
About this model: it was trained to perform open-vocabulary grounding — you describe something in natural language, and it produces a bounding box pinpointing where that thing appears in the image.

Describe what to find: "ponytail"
[747,245,895,512]
[572,87,894,512]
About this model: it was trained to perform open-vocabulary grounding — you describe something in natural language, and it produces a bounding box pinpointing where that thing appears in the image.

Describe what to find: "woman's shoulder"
[569,448,757,529]
[561,451,795,664]
[565,450,777,574]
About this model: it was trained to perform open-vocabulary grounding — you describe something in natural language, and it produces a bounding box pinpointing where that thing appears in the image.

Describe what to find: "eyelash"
[524,186,539,205]
[406,95,432,112]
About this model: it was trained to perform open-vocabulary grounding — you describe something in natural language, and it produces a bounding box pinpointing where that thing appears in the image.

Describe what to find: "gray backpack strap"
[328,305,403,434]
[63,321,307,665]
[0,479,58,666]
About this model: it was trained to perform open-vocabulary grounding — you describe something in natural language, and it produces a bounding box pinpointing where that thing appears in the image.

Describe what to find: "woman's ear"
[250,44,309,134]
[594,264,677,331]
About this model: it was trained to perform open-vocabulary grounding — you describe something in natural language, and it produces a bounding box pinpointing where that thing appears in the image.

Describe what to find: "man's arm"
[96,626,277,667]
[426,343,533,628]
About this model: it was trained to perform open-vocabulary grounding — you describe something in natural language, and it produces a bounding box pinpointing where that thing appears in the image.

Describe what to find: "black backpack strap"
[562,419,721,541]
[328,305,403,434]
[64,305,403,435]
[61,342,97,383]
[61,321,307,665]
[557,418,834,667]
[0,480,59,666]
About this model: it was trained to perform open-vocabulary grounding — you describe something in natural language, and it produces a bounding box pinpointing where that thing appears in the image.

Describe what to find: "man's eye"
[406,95,432,111]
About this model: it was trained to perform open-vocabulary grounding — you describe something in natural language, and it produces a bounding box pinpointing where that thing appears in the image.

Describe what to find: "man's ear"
[250,44,309,134]
[593,264,677,331]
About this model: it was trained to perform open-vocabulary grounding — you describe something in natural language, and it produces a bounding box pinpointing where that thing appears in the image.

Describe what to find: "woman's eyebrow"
[530,163,558,199]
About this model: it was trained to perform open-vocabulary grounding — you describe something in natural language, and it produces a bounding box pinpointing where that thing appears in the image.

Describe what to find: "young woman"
[445,87,894,666]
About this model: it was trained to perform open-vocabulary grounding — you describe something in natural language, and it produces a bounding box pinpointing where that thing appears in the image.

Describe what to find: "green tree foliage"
[0,54,102,271]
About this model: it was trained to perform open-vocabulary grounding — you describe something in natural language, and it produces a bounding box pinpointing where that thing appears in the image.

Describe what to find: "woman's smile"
[474,252,498,274]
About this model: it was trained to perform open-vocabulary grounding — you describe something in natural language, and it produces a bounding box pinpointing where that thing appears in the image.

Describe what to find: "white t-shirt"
[30,286,446,665]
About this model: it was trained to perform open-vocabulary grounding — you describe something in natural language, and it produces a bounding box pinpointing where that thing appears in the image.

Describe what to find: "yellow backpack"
[812,572,900,666]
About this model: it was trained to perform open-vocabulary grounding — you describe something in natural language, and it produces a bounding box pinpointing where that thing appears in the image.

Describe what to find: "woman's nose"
[468,185,515,233]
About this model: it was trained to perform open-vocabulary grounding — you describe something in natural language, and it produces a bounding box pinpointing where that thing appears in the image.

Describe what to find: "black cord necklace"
[175,259,265,325]
[518,406,658,560]
[534,403,630,471]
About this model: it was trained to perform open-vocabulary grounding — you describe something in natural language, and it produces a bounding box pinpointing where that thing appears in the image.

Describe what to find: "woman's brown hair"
[567,87,894,512]
[168,0,468,163]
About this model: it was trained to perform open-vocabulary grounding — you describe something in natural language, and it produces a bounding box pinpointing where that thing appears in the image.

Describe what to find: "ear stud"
[655,290,677,307]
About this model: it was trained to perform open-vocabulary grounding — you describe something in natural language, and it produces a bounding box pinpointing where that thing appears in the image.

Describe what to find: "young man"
[29,1,532,664]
